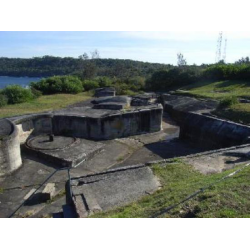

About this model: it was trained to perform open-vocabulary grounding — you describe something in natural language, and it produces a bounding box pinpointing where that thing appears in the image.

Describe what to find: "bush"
[30,87,42,98]
[1,85,34,104]
[61,76,83,94]
[146,68,200,91]
[126,76,145,91]
[120,89,136,96]
[96,77,113,88]
[219,96,239,109]
[0,94,8,107]
[203,64,250,81]
[82,80,99,91]
[31,76,83,94]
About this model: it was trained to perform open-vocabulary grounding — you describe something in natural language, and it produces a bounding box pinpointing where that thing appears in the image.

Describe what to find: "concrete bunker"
[94,87,116,97]
[0,95,163,176]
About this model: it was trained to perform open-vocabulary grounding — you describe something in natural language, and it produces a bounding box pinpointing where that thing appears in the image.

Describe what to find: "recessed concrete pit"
[24,135,104,168]
[26,135,78,151]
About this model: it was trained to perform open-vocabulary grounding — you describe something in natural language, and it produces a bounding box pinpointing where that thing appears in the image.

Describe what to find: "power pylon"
[215,31,223,63]
[223,38,227,62]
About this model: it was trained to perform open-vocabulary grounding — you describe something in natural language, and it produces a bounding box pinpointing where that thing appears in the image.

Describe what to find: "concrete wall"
[0,105,162,176]
[14,115,53,144]
[179,112,250,148]
[0,120,22,176]
[52,106,163,140]
[164,95,250,149]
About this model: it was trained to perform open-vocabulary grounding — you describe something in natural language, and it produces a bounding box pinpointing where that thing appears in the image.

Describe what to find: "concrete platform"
[25,136,104,168]
[71,165,161,217]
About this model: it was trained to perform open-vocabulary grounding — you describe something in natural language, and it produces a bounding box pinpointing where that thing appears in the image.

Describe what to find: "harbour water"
[0,76,42,89]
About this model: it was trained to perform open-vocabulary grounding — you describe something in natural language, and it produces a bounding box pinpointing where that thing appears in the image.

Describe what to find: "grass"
[177,80,250,99]
[91,161,250,218]
[0,92,92,118]
[175,80,250,124]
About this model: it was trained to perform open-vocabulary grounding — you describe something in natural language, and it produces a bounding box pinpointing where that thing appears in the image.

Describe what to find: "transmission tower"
[215,31,223,63]
[223,38,227,62]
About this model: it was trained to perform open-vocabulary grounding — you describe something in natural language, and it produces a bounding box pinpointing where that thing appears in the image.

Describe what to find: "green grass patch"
[177,80,250,100]
[0,92,92,118]
[213,103,250,125]
[91,161,250,218]
[0,187,4,194]
[175,80,250,125]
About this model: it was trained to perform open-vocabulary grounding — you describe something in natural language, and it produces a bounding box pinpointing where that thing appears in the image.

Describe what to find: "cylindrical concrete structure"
[0,119,22,176]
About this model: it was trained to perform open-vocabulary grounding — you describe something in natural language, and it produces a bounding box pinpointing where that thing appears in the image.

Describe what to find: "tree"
[235,57,250,65]
[82,61,97,79]
[90,49,100,59]
[177,53,187,67]
[79,53,89,60]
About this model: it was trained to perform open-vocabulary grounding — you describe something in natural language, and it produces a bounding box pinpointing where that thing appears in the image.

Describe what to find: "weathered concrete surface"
[0,119,13,138]
[131,94,156,106]
[52,104,163,140]
[95,87,116,97]
[14,114,53,144]
[92,96,131,110]
[163,94,250,149]
[93,102,126,110]
[92,96,131,105]
[161,94,218,115]
[0,119,22,176]
[179,113,250,149]
[0,139,132,218]
[71,165,161,217]
[183,144,250,174]
[112,114,205,168]
[25,136,104,168]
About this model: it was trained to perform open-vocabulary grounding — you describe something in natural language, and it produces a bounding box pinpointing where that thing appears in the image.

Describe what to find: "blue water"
[0,76,42,89]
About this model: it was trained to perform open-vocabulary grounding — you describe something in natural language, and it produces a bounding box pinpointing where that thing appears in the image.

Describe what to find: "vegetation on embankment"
[0,92,91,118]
[175,80,250,125]
[92,161,250,218]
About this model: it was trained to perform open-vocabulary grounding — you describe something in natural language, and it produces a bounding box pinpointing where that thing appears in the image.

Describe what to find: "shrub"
[82,80,99,91]
[30,87,42,98]
[61,76,83,94]
[113,83,129,95]
[219,96,239,109]
[1,85,34,104]
[0,94,8,107]
[202,64,250,81]
[96,77,113,88]
[121,89,136,96]
[146,68,200,91]
[31,76,83,94]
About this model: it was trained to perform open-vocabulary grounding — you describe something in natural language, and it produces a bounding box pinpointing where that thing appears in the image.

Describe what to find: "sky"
[0,31,249,65]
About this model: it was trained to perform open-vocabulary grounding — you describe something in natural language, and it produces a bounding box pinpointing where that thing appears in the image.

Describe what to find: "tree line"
[0,56,171,78]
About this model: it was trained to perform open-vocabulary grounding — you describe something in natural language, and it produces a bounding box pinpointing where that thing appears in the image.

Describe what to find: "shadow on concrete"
[144,138,206,160]
[21,147,62,170]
